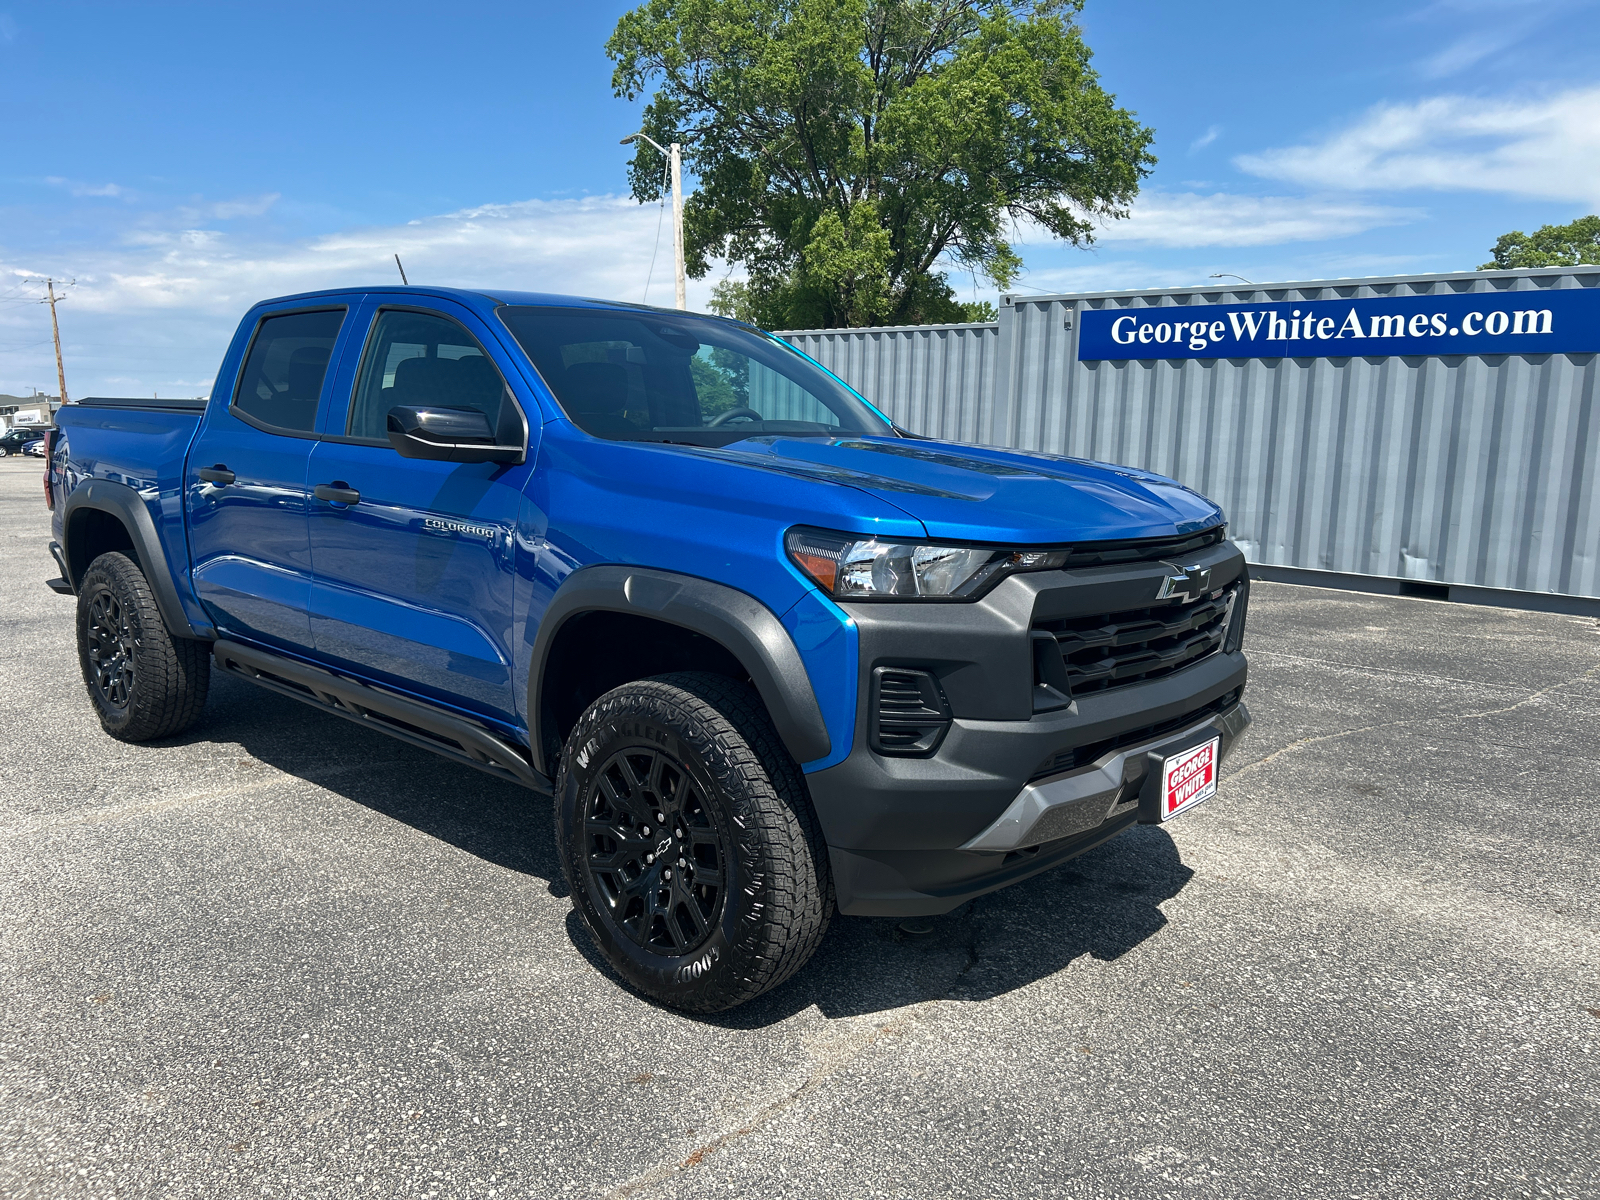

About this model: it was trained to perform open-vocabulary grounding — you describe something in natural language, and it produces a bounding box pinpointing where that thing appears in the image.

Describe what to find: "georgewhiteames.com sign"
[1077,288,1599,361]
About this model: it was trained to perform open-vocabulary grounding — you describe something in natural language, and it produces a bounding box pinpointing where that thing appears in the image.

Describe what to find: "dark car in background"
[1,427,50,456]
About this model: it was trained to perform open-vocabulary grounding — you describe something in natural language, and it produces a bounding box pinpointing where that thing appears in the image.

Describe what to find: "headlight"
[786,527,1068,600]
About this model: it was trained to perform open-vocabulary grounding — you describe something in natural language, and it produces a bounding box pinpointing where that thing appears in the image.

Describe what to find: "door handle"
[198,465,235,485]
[314,483,361,506]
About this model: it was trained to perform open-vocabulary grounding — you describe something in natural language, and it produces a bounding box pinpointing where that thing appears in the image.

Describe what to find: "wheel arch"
[528,566,831,777]
[61,478,205,640]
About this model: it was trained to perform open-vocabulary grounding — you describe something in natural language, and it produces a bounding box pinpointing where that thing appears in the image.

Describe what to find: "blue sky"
[2,0,1597,397]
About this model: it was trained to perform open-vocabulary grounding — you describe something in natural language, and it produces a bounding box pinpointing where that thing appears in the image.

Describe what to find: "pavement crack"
[603,1017,909,1199]
[1227,659,1600,782]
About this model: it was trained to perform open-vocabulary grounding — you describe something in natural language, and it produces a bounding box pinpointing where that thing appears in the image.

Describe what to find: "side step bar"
[212,639,550,793]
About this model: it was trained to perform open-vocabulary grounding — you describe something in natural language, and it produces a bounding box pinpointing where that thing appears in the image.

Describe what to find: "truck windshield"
[496,306,893,445]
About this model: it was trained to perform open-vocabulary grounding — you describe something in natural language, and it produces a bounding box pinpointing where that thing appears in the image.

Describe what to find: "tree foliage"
[608,0,1154,329]
[1479,215,1600,270]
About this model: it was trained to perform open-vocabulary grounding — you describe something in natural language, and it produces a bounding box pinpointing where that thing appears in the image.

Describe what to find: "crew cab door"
[305,299,535,728]
[187,305,351,651]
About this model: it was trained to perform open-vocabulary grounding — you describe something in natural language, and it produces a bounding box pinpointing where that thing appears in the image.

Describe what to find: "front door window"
[347,310,517,444]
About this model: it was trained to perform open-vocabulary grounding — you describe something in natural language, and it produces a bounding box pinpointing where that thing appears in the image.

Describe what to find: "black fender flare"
[60,477,207,640]
[528,565,831,776]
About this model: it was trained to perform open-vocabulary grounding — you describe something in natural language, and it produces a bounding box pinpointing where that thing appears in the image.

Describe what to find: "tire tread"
[77,551,210,742]
[556,671,833,1012]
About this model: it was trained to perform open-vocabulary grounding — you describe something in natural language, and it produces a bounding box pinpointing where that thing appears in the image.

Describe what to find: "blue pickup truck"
[43,286,1251,1011]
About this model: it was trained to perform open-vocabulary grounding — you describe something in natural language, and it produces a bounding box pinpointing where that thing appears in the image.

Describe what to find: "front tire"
[76,551,210,741]
[555,673,833,1012]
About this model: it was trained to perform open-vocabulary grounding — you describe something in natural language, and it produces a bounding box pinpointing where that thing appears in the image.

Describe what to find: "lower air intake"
[870,667,952,757]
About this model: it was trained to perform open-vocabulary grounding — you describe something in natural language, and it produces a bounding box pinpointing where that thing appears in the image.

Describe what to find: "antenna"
[395,254,409,286]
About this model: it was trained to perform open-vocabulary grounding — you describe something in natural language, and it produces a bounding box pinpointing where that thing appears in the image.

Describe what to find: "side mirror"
[385,405,525,464]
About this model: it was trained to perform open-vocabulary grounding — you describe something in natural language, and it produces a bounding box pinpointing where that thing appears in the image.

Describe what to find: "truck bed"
[52,397,211,637]
[74,396,209,411]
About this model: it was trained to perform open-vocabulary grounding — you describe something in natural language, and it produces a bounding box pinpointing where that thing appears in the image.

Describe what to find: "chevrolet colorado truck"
[43,287,1251,1011]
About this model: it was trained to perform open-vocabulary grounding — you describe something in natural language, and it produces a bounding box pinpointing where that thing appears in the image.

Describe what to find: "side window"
[348,310,515,443]
[232,309,345,433]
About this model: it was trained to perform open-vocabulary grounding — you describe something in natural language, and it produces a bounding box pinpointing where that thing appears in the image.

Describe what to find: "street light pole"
[669,142,685,311]
[621,132,686,310]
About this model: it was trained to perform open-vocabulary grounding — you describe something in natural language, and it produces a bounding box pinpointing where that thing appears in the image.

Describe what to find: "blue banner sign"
[1077,288,1599,361]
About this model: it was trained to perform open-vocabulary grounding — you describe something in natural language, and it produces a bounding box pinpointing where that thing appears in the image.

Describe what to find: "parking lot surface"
[1,455,1596,1199]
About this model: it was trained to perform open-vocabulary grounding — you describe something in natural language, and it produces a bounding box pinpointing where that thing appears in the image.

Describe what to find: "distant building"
[0,394,62,431]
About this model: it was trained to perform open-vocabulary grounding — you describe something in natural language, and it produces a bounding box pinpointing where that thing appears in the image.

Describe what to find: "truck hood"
[713,435,1224,544]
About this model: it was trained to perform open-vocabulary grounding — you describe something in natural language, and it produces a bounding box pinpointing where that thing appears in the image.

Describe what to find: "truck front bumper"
[824,696,1250,916]
[803,542,1253,917]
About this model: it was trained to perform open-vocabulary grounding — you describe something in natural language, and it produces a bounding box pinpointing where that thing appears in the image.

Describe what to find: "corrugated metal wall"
[779,267,1600,602]
[784,322,1002,445]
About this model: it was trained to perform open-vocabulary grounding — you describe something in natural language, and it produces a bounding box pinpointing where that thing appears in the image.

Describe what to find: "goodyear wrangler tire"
[76,551,210,742]
[555,672,833,1012]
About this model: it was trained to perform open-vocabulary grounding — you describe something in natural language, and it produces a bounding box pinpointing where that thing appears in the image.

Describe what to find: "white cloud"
[45,177,128,199]
[176,193,281,221]
[0,194,715,397]
[1236,86,1600,204]
[1419,32,1512,78]
[1188,126,1221,154]
[65,195,706,314]
[1025,192,1423,249]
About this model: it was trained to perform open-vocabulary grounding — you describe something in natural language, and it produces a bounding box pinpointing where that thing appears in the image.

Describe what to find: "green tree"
[1479,215,1600,270]
[608,0,1154,329]
[688,353,742,415]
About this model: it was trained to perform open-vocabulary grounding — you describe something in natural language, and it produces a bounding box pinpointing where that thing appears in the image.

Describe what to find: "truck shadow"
[656,822,1193,1026]
[194,672,1194,1026]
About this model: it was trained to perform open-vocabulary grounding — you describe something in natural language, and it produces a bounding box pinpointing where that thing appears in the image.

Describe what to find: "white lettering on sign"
[1079,292,1591,361]
[1161,738,1219,820]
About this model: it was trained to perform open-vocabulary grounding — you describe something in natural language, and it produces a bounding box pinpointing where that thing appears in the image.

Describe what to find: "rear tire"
[76,551,210,741]
[555,672,833,1012]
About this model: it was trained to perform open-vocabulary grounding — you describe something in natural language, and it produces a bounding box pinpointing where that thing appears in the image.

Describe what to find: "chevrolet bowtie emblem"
[1156,563,1211,604]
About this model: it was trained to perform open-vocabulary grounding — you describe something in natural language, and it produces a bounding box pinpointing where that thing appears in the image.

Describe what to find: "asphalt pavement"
[1,455,1596,1199]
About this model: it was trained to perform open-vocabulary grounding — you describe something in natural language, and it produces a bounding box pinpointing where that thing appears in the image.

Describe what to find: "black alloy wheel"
[84,588,136,709]
[582,745,728,956]
[75,551,211,741]
[556,672,833,1012]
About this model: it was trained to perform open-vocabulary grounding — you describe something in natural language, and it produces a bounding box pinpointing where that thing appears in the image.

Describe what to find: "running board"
[212,639,550,793]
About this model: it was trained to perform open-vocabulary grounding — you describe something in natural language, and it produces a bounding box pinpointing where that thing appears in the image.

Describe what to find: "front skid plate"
[961,702,1251,852]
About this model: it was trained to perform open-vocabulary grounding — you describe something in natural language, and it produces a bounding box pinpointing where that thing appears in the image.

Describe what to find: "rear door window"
[232,309,345,434]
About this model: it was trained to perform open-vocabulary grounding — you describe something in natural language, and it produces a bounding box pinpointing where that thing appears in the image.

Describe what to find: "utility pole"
[620,132,687,310]
[24,278,73,404]
[46,280,69,404]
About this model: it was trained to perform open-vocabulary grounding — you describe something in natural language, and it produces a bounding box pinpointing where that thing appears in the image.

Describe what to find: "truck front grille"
[1034,584,1238,698]
[1054,525,1225,569]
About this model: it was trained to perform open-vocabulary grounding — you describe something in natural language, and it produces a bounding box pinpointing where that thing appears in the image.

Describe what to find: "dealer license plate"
[1160,737,1219,821]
